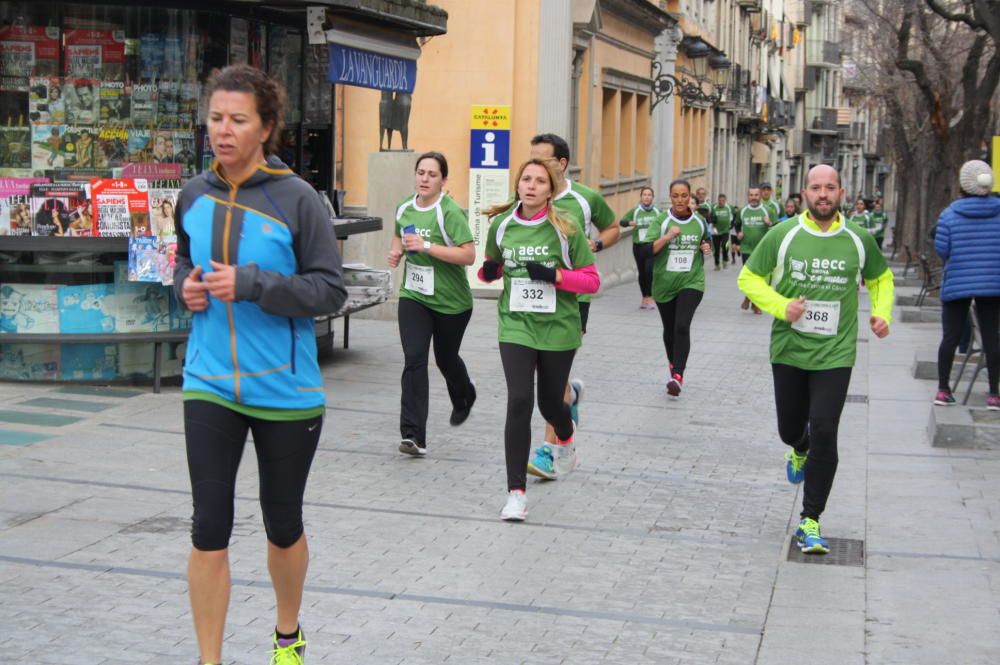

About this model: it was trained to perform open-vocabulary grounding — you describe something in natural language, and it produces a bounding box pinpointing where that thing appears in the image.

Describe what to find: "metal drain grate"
[844,394,869,403]
[787,536,864,566]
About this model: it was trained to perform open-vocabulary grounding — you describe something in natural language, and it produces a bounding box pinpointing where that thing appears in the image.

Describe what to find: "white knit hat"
[959,160,993,196]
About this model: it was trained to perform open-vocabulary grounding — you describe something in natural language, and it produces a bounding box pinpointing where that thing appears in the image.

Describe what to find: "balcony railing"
[736,0,763,12]
[806,39,840,66]
[806,107,839,132]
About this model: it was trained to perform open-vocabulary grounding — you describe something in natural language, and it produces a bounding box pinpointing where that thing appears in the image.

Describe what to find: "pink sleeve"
[477,263,504,283]
[557,264,600,294]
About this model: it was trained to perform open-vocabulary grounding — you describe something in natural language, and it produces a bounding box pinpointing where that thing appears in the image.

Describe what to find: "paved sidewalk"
[1,261,998,664]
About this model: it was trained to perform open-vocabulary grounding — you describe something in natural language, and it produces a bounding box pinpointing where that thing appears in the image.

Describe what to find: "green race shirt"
[870,211,887,238]
[395,193,474,314]
[696,201,712,222]
[761,199,782,226]
[738,204,772,255]
[848,211,872,233]
[710,204,734,235]
[485,208,595,351]
[647,210,710,303]
[553,180,615,303]
[745,213,889,370]
[621,205,661,244]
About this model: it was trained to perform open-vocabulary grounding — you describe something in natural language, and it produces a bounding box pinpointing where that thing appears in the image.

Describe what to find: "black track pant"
[938,296,1000,394]
[185,400,322,551]
[655,289,703,375]
[499,343,575,491]
[399,297,475,444]
[772,364,852,521]
[632,243,654,298]
[711,234,728,267]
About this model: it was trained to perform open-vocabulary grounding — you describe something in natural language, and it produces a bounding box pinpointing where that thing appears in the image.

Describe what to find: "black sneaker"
[399,438,426,456]
[450,382,477,426]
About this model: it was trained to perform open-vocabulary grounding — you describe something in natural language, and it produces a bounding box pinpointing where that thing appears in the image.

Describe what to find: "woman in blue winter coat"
[933,160,1000,409]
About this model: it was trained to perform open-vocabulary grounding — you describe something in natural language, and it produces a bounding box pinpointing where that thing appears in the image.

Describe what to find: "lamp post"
[651,39,721,112]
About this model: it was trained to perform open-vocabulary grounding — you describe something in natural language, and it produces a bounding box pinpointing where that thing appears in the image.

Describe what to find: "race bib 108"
[667,250,695,272]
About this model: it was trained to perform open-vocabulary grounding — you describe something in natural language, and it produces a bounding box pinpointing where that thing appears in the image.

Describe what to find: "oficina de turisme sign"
[327,43,416,94]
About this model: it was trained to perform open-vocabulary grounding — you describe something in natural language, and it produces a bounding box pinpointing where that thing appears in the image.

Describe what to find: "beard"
[807,198,840,222]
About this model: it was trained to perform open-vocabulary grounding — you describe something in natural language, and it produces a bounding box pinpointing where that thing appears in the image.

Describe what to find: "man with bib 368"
[737,165,894,554]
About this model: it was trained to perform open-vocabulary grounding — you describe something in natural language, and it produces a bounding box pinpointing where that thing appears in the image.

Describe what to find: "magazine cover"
[64,29,126,80]
[130,83,158,127]
[28,76,66,124]
[127,128,152,164]
[0,283,61,333]
[177,81,199,127]
[30,181,89,236]
[0,26,60,77]
[0,126,31,171]
[168,290,193,331]
[148,188,178,236]
[95,126,128,168]
[63,126,96,169]
[151,129,174,163]
[98,80,129,124]
[63,79,99,125]
[114,261,169,332]
[128,235,161,282]
[157,81,178,128]
[172,129,196,175]
[58,282,116,333]
[90,177,149,237]
[60,344,117,380]
[0,177,49,236]
[31,124,66,170]
[163,35,183,80]
[0,343,59,380]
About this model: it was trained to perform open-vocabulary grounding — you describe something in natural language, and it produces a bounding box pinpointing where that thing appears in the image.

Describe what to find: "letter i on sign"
[481,132,498,167]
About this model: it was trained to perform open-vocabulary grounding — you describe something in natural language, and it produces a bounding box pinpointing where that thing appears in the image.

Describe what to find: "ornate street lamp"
[651,37,722,111]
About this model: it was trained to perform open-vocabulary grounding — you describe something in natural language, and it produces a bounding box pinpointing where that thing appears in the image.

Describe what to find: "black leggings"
[398,297,474,443]
[772,364,852,521]
[938,296,1000,393]
[632,243,654,298]
[711,234,728,267]
[655,289,703,375]
[185,400,322,551]
[499,343,575,491]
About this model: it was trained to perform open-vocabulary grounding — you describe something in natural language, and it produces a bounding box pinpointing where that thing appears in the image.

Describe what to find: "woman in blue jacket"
[933,160,1000,410]
[174,65,346,665]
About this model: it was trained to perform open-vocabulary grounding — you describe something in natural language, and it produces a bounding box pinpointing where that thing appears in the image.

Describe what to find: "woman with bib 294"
[387,152,477,456]
[478,158,600,522]
[637,179,712,398]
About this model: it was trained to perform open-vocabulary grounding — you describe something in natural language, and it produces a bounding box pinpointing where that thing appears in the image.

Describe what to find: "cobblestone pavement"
[1,262,998,664]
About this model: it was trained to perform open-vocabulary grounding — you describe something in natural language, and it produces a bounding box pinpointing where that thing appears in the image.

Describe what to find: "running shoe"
[399,438,426,456]
[527,444,557,479]
[740,297,750,311]
[500,490,527,521]
[714,264,721,271]
[569,378,585,426]
[270,628,306,665]
[785,449,808,484]
[933,390,956,406]
[450,381,477,426]
[666,373,683,397]
[988,395,1000,411]
[795,518,830,554]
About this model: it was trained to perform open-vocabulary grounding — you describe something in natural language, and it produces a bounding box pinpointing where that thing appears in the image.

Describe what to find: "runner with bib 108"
[636,179,712,398]
[387,151,477,458]
[478,158,600,522]
[738,164,894,554]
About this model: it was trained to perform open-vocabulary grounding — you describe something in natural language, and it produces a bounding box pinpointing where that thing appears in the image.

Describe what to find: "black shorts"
[578,300,590,334]
[731,234,740,246]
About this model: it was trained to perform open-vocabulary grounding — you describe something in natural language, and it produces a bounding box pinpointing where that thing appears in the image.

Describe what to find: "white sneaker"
[500,490,527,521]
[551,440,578,477]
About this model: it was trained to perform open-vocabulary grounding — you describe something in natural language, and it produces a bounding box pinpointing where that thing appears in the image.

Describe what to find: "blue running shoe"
[795,517,829,554]
[785,449,807,484]
[527,445,556,480]
[569,379,585,426]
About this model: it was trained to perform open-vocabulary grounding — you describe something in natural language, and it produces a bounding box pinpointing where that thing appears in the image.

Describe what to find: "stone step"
[928,402,1000,449]
[896,294,940,307]
[899,306,942,323]
[912,350,983,381]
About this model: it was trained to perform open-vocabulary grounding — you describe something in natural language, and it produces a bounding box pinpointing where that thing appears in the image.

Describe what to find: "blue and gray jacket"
[934,195,1000,302]
[173,157,347,409]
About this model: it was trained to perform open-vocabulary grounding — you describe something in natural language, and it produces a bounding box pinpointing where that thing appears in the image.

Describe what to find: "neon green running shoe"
[795,517,829,554]
[785,449,808,484]
[270,628,306,665]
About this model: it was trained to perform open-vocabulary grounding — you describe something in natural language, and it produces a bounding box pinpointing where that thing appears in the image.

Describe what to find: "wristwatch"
[423,240,432,252]
[594,239,604,252]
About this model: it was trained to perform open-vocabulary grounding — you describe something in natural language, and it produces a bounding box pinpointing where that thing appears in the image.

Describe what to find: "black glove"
[619,219,631,227]
[482,259,500,281]
[524,261,557,284]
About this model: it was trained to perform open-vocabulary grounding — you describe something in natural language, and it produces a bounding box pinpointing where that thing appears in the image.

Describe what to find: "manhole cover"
[845,394,869,404]
[787,536,864,566]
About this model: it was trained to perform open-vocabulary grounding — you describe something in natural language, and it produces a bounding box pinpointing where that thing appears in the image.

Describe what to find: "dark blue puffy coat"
[934,195,1000,301]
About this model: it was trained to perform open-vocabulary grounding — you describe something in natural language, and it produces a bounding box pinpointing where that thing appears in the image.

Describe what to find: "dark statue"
[379,90,411,151]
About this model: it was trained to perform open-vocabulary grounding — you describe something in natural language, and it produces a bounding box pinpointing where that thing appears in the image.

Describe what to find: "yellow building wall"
[342,0,539,210]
